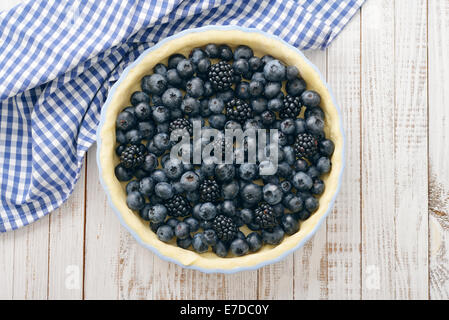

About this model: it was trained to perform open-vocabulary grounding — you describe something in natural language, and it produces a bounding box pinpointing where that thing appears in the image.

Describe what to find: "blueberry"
[137,121,155,140]
[311,179,325,195]
[157,225,174,243]
[115,164,133,181]
[176,59,195,79]
[248,56,263,72]
[230,239,249,256]
[263,60,286,82]
[233,59,249,75]
[186,77,204,98]
[251,97,268,114]
[131,91,150,106]
[261,54,275,65]
[280,119,296,135]
[166,69,184,87]
[205,43,219,58]
[184,217,200,233]
[163,158,184,180]
[139,177,154,196]
[213,241,228,257]
[281,214,300,235]
[174,221,190,240]
[305,196,319,213]
[200,220,213,230]
[292,171,313,191]
[116,130,127,145]
[152,105,170,123]
[197,58,211,74]
[233,81,250,100]
[180,171,200,191]
[234,45,253,60]
[154,182,174,199]
[266,98,282,112]
[203,229,218,246]
[153,133,171,150]
[220,200,237,217]
[126,191,145,210]
[148,204,168,224]
[200,158,216,176]
[168,53,186,69]
[141,73,167,96]
[161,88,182,109]
[296,210,311,221]
[307,166,320,180]
[116,111,136,131]
[246,232,263,252]
[157,122,170,135]
[192,233,209,253]
[262,183,283,205]
[125,129,142,145]
[199,202,217,221]
[152,95,163,105]
[251,72,267,85]
[146,141,162,157]
[247,81,263,98]
[139,204,151,221]
[209,114,227,130]
[286,65,299,80]
[294,118,307,134]
[189,48,207,65]
[215,164,235,183]
[203,81,214,97]
[286,77,306,96]
[177,236,192,249]
[294,159,308,172]
[241,183,262,205]
[219,44,233,61]
[126,180,140,195]
[283,146,296,165]
[317,156,331,173]
[181,97,200,116]
[264,81,281,99]
[306,115,325,136]
[222,180,240,200]
[186,191,200,202]
[319,139,335,157]
[140,153,157,173]
[272,203,285,217]
[301,90,321,107]
[261,110,275,126]
[166,217,179,228]
[262,226,285,245]
[277,180,292,195]
[217,89,234,103]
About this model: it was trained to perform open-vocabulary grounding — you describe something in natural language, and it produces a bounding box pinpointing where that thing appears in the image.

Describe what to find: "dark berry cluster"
[114,43,334,257]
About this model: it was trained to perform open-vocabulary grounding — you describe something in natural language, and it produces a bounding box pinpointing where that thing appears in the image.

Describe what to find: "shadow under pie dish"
[96,26,345,273]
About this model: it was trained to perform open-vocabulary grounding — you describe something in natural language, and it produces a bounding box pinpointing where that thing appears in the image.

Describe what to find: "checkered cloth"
[0,0,364,232]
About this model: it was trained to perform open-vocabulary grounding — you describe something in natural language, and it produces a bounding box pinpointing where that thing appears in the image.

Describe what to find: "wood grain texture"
[0,230,14,299]
[326,11,362,300]
[428,0,449,300]
[47,160,86,300]
[293,50,329,300]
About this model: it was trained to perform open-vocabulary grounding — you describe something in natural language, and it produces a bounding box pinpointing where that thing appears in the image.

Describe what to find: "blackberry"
[169,118,193,135]
[280,95,302,119]
[294,132,318,159]
[208,61,234,92]
[120,144,146,169]
[254,202,277,229]
[225,98,252,124]
[212,215,238,242]
[199,179,220,203]
[166,195,192,217]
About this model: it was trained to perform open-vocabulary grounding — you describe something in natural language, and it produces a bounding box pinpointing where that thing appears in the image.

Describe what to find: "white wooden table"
[1,0,448,300]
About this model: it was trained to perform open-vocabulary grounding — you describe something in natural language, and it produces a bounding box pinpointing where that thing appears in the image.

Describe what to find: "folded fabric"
[0,0,364,232]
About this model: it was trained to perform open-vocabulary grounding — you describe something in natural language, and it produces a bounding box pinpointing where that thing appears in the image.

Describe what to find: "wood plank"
[0,230,14,299]
[293,50,329,300]
[84,146,121,299]
[47,159,86,300]
[393,0,428,299]
[12,216,49,299]
[326,11,362,299]
[428,0,449,300]
[360,0,396,299]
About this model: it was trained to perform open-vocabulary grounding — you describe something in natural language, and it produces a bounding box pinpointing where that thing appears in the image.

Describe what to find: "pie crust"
[97,27,345,273]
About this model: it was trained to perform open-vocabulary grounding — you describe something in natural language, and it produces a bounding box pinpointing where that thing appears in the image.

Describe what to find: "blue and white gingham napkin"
[0,0,364,232]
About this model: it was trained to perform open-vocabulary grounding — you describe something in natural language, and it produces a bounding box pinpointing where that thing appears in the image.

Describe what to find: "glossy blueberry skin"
[246,232,263,252]
[282,214,300,235]
[317,156,331,174]
[141,73,167,96]
[139,177,154,196]
[305,196,319,213]
[139,204,151,221]
[213,241,228,257]
[307,166,321,180]
[262,226,285,245]
[177,236,192,249]
[130,91,150,106]
[215,164,235,183]
[115,164,133,181]
[189,47,207,65]
[185,77,204,98]
[126,191,145,210]
[267,98,283,112]
[248,80,264,98]
[218,44,233,61]
[238,163,258,181]
[168,53,186,69]
[277,162,293,179]
[154,182,174,199]
[209,114,227,130]
[217,89,234,103]
[294,159,308,173]
[134,102,151,121]
[280,180,292,194]
[262,183,283,205]
[205,43,219,58]
[235,81,250,100]
[116,130,127,145]
[264,81,282,99]
[306,115,325,136]
[203,229,218,246]
[220,200,236,217]
[152,106,170,123]
[181,97,201,116]
[234,45,253,60]
[116,111,136,131]
[199,202,218,221]
[291,171,313,191]
[126,180,140,194]
[137,122,155,140]
[301,90,321,107]
[180,171,200,192]
[163,158,184,180]
[248,56,263,71]
[186,191,200,202]
[166,68,184,87]
[157,225,174,243]
[166,217,180,228]
[294,118,307,135]
[222,180,240,200]
[141,153,158,173]
[192,233,209,253]
[153,63,167,76]
[319,139,335,157]
[174,222,191,240]
[161,87,182,109]
[232,59,249,76]
[240,183,262,205]
[176,59,195,79]
[230,239,250,256]
[286,195,304,213]
[286,77,307,96]
[280,119,296,135]
[286,65,299,80]
[311,179,325,195]
[148,204,168,224]
[124,129,141,145]
[153,133,171,151]
[263,59,286,82]
[184,217,200,233]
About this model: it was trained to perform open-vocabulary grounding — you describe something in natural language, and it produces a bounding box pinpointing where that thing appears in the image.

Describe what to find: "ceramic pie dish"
[96,26,345,273]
